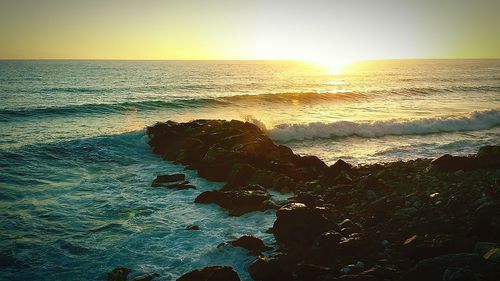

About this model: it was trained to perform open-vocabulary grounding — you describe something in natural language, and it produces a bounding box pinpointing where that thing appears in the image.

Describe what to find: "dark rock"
[230,235,271,255]
[398,254,485,281]
[273,203,334,252]
[312,231,346,260]
[163,181,196,190]
[471,202,500,241]
[228,163,256,186]
[186,224,199,231]
[107,266,130,281]
[194,184,276,216]
[430,154,477,172]
[134,274,159,281]
[328,159,352,177]
[248,255,295,281]
[295,264,334,281]
[475,145,500,169]
[176,266,240,281]
[319,274,377,281]
[151,174,186,187]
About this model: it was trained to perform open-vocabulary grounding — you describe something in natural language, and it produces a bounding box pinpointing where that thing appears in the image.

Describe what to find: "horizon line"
[1,57,500,62]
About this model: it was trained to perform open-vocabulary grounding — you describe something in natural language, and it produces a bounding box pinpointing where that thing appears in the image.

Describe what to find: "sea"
[0,60,499,280]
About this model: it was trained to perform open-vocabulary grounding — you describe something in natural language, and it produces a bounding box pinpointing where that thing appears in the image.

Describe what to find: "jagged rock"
[107,266,130,281]
[230,235,271,255]
[328,159,352,177]
[151,174,186,187]
[176,266,240,281]
[273,203,335,252]
[430,154,477,172]
[194,184,277,216]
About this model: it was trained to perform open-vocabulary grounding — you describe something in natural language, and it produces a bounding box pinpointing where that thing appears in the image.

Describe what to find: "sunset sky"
[1,0,499,62]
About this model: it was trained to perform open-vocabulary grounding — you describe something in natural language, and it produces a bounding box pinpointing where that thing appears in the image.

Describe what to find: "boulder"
[475,145,500,169]
[248,255,295,281]
[398,253,485,281]
[107,266,130,281]
[328,159,352,177]
[194,184,277,216]
[176,266,240,281]
[273,203,335,252]
[230,235,271,255]
[430,154,477,172]
[151,174,186,187]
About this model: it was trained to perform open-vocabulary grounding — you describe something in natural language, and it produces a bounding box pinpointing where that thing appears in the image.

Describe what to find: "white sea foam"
[266,110,500,142]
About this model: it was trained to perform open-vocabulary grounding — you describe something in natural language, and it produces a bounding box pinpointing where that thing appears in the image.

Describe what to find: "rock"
[319,275,377,281]
[194,184,277,216]
[228,163,256,186]
[273,203,334,252]
[366,190,377,201]
[230,235,271,255]
[248,255,295,281]
[295,264,334,281]
[134,274,159,281]
[312,231,346,259]
[475,145,500,169]
[107,266,131,281]
[186,224,200,231]
[398,254,485,281]
[328,159,352,177]
[163,181,196,190]
[471,202,500,241]
[176,266,240,281]
[151,174,186,187]
[430,154,477,172]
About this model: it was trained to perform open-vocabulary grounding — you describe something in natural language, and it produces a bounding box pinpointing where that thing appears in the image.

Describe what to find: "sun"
[308,55,362,75]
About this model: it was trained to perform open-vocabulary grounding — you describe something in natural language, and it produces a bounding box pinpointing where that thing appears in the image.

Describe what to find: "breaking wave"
[267,110,500,141]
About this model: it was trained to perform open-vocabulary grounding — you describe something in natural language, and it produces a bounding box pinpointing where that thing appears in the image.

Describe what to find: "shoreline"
[113,119,499,281]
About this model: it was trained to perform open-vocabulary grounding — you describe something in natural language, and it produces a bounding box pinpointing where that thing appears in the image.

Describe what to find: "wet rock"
[328,159,352,177]
[186,224,200,231]
[176,266,240,281]
[194,184,276,216]
[273,203,334,252]
[134,273,159,281]
[107,266,130,281]
[230,235,271,255]
[430,154,477,172]
[151,173,185,187]
[162,181,196,190]
[248,255,295,281]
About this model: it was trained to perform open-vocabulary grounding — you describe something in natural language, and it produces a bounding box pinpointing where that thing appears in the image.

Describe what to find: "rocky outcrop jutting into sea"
[146,119,500,281]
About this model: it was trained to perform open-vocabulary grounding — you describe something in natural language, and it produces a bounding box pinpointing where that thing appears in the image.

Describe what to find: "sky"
[1,0,500,61]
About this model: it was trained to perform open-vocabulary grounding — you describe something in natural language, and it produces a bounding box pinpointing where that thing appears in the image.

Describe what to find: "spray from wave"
[264,110,500,142]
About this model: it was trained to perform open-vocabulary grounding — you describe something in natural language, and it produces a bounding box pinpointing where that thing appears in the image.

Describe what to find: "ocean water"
[0,60,499,280]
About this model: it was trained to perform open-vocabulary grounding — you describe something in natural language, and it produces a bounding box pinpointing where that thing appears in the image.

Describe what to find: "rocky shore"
[110,119,500,281]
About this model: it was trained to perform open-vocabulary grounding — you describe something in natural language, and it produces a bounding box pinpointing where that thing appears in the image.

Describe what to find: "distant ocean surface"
[1,60,499,280]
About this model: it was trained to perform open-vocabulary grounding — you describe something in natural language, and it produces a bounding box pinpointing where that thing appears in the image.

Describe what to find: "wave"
[0,99,229,121]
[0,92,364,121]
[220,91,365,104]
[266,110,500,142]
